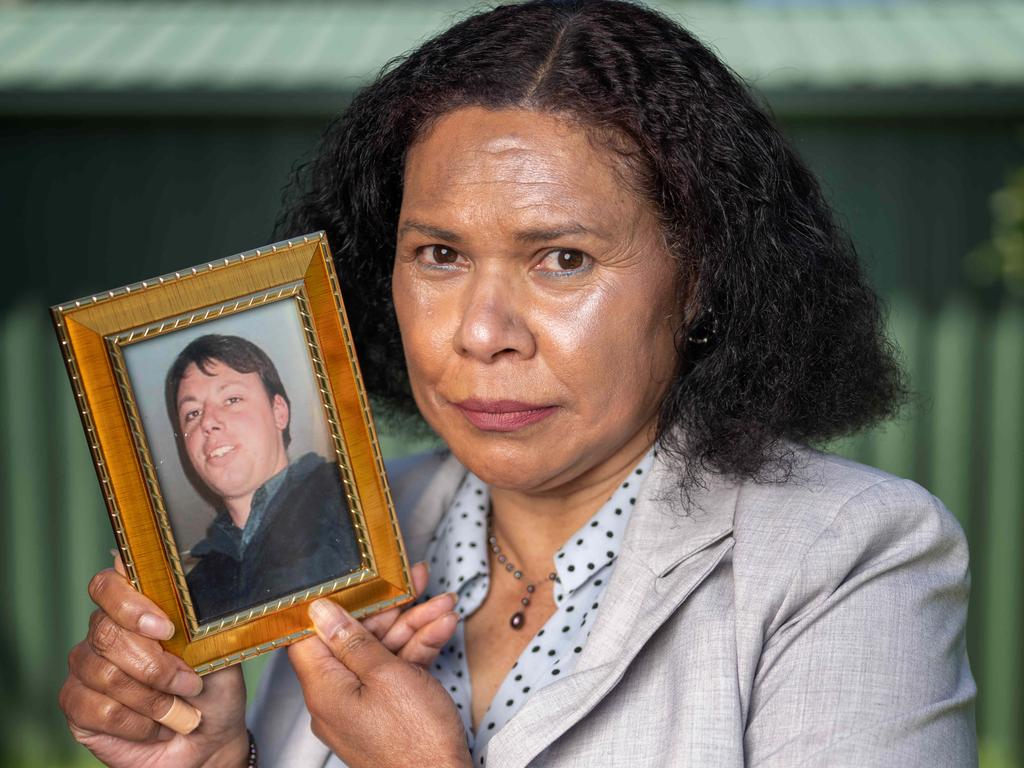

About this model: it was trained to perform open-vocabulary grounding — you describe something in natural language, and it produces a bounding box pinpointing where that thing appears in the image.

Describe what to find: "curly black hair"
[276,0,906,488]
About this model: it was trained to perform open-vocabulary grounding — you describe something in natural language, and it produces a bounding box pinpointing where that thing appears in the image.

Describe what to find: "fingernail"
[139,613,175,640]
[171,668,204,698]
[156,696,202,735]
[309,599,353,641]
[435,591,459,609]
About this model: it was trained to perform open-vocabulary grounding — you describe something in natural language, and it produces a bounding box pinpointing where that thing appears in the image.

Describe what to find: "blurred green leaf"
[969,166,1024,298]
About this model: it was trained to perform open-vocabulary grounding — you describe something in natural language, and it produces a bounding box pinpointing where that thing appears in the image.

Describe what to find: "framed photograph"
[52,233,413,673]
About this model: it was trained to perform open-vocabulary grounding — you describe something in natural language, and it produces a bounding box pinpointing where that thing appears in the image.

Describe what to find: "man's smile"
[206,444,237,460]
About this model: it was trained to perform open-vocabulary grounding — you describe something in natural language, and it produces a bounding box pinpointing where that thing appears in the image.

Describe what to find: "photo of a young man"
[164,333,361,623]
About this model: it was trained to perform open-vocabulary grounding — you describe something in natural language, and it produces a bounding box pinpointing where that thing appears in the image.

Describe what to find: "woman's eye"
[537,248,591,274]
[226,396,242,406]
[417,244,462,266]
[182,409,199,424]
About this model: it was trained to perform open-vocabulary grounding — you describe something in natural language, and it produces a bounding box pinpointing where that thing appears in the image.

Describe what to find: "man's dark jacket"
[186,452,361,623]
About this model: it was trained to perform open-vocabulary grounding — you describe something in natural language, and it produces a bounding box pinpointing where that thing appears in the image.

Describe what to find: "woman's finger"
[88,568,175,642]
[87,610,203,698]
[396,613,460,667]
[379,592,456,653]
[360,605,400,641]
[60,674,170,743]
[307,600,396,680]
[69,642,201,735]
[288,631,364,713]
[409,560,430,595]
[361,561,430,639]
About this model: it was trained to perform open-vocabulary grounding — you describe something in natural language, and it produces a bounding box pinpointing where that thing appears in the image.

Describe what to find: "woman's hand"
[59,558,451,767]
[58,558,248,768]
[288,590,469,768]
[358,561,460,664]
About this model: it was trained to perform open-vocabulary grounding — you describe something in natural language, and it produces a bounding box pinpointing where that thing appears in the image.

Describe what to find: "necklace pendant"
[510,611,526,630]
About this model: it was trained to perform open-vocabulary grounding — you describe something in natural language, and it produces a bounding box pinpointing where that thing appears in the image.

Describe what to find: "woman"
[58,1,976,766]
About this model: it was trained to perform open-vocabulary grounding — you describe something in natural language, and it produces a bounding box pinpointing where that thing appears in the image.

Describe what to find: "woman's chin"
[443,438,578,494]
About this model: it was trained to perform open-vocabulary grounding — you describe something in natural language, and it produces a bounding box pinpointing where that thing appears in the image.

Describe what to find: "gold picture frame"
[51,233,412,673]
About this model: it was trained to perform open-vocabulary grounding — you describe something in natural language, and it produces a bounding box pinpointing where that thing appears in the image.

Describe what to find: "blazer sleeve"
[744,478,977,768]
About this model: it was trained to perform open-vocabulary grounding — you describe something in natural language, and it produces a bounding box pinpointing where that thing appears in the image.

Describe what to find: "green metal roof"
[1,1,1023,116]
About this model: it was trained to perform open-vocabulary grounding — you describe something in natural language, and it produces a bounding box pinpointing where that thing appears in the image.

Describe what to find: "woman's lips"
[453,399,558,432]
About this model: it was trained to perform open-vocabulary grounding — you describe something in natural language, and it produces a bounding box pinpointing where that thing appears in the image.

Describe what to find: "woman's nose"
[454,274,536,362]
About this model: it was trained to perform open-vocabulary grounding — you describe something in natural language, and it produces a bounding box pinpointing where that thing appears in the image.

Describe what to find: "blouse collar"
[423,448,656,614]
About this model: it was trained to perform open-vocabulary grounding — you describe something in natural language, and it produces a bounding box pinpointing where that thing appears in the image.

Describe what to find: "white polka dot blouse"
[419,448,655,767]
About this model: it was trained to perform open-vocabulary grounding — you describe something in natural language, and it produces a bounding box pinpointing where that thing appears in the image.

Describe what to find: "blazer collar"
[618,448,738,576]
[577,448,737,669]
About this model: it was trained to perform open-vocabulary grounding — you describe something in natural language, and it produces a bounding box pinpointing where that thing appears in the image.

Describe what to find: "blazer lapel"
[485,456,738,768]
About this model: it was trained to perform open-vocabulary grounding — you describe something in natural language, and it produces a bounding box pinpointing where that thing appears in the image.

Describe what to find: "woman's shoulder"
[384,448,460,507]
[726,445,970,635]
[714,447,976,762]
[383,449,465,557]
[730,445,964,552]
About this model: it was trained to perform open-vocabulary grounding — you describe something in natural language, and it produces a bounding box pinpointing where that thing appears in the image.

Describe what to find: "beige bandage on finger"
[155,696,202,735]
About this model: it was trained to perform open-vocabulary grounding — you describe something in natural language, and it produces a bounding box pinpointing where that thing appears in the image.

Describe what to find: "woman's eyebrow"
[398,219,609,243]
[397,220,463,243]
[513,223,608,243]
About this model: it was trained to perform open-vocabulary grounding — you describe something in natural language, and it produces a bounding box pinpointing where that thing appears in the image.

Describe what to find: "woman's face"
[393,107,681,495]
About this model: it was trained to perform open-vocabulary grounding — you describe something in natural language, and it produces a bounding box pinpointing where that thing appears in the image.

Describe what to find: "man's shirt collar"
[191,459,293,561]
[241,462,290,550]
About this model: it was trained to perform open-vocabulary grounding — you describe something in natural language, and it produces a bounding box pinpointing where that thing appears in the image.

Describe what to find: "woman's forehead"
[402,106,648,226]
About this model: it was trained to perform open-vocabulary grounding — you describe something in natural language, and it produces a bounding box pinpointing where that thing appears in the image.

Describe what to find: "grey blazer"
[249,446,977,767]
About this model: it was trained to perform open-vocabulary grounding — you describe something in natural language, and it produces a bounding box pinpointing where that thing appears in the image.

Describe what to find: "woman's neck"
[487,434,654,577]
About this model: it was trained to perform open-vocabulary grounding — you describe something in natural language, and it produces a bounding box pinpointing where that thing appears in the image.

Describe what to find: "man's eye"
[417,244,462,266]
[537,248,591,274]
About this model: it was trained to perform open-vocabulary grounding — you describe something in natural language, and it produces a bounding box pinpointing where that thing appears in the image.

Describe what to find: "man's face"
[175,359,289,506]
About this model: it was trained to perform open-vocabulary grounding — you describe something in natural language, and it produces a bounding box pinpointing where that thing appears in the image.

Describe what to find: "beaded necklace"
[487,527,557,630]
